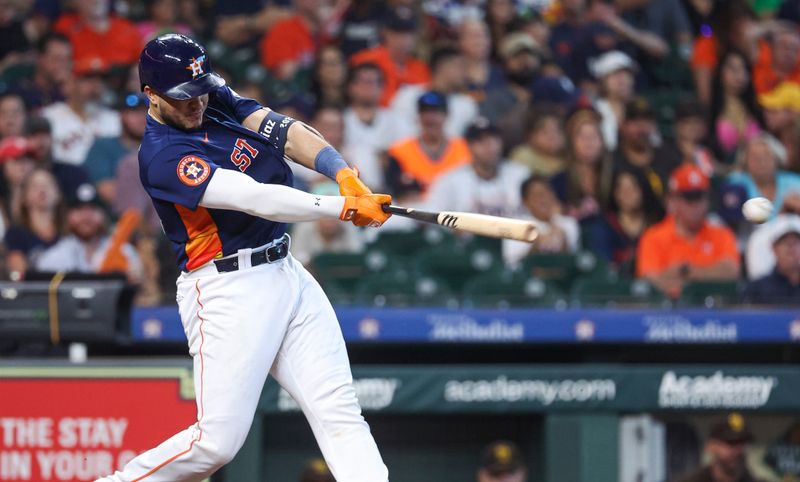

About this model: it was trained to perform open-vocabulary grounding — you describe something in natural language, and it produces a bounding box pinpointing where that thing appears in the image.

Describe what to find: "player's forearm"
[242,107,339,172]
[199,168,344,222]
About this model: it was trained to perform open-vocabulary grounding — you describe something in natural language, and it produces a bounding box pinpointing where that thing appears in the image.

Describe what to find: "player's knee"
[196,419,250,468]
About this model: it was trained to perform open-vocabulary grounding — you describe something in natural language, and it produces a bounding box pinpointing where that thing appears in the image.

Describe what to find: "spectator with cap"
[83,92,148,205]
[742,216,800,304]
[343,62,399,191]
[34,183,141,281]
[480,32,545,151]
[637,164,740,299]
[53,0,141,72]
[759,82,800,171]
[510,104,568,178]
[298,457,336,482]
[350,6,431,107]
[727,133,800,221]
[259,0,328,86]
[504,174,581,265]
[591,50,638,150]
[476,439,528,482]
[0,93,27,140]
[426,116,528,217]
[746,212,800,280]
[9,33,71,110]
[3,168,64,280]
[531,76,582,115]
[384,90,470,201]
[389,46,478,140]
[674,413,766,482]
[613,97,672,206]
[40,63,121,166]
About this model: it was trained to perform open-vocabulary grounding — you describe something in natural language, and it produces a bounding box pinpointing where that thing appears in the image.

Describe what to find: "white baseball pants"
[98,252,388,482]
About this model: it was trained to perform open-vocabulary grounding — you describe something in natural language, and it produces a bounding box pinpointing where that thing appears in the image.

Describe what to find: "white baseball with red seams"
[742,197,773,224]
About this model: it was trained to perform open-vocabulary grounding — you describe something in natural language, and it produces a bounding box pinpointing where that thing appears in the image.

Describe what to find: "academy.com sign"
[444,376,616,406]
[659,371,777,409]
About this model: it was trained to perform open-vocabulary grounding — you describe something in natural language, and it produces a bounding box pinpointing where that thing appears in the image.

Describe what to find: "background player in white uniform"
[98,34,391,482]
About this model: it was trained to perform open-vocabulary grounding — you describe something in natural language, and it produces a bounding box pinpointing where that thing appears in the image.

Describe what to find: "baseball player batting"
[97,34,390,481]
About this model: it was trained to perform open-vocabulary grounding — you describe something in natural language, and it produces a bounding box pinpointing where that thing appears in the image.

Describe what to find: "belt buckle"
[266,238,287,263]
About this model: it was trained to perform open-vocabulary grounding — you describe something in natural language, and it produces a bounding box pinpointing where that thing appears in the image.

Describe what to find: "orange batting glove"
[336,167,372,197]
[340,194,392,227]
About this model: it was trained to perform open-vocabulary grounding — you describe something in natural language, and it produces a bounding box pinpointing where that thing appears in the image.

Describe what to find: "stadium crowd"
[1,0,800,306]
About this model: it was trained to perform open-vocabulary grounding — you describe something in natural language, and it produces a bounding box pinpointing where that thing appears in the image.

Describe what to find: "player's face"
[150,90,209,131]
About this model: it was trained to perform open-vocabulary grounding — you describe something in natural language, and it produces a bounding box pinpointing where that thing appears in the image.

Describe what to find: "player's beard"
[160,107,204,131]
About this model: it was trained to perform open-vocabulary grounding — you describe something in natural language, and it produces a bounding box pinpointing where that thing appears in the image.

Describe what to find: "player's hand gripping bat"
[381,205,538,242]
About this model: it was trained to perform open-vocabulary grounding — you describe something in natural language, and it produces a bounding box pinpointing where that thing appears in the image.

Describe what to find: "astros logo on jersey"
[186,55,206,79]
[177,155,211,186]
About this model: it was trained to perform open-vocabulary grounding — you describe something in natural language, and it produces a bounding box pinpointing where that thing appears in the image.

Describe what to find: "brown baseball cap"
[480,440,526,475]
[709,413,754,444]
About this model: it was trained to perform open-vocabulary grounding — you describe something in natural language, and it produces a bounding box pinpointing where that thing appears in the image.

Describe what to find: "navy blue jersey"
[139,86,294,271]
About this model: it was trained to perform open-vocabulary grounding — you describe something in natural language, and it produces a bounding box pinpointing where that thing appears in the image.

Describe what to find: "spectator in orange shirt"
[752,22,800,95]
[636,164,740,298]
[259,0,325,85]
[53,0,141,72]
[350,6,431,107]
[384,91,470,202]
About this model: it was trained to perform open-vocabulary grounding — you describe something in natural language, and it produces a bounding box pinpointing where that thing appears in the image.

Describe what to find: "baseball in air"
[742,197,773,224]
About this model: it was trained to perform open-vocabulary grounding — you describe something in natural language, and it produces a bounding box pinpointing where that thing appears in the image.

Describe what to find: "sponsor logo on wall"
[644,316,738,342]
[428,314,524,341]
[658,371,777,408]
[443,376,616,406]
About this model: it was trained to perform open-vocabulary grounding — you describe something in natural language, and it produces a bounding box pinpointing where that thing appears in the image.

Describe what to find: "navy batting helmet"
[139,34,225,100]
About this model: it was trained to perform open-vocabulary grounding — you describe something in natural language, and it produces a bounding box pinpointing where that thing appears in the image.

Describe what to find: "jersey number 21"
[230,138,258,172]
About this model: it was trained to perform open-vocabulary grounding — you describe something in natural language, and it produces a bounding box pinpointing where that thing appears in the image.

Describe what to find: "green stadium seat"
[462,270,567,308]
[679,281,741,308]
[520,253,578,292]
[570,274,667,308]
[366,228,454,258]
[310,253,365,293]
[413,244,502,292]
[354,269,456,307]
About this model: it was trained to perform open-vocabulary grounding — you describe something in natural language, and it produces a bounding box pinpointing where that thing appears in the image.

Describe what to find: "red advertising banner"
[0,368,197,481]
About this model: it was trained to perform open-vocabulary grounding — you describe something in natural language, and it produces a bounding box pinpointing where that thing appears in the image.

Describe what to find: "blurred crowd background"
[1,0,800,308]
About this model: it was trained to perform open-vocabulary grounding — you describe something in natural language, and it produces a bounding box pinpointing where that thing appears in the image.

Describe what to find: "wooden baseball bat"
[382,205,538,242]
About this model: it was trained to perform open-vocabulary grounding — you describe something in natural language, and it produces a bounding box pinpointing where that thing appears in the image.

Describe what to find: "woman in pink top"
[710,49,764,169]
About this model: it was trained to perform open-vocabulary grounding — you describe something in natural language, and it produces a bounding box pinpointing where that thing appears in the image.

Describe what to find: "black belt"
[213,236,289,273]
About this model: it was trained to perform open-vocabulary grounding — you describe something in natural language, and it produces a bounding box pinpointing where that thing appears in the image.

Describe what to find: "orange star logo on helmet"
[185,55,206,79]
[177,155,210,186]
